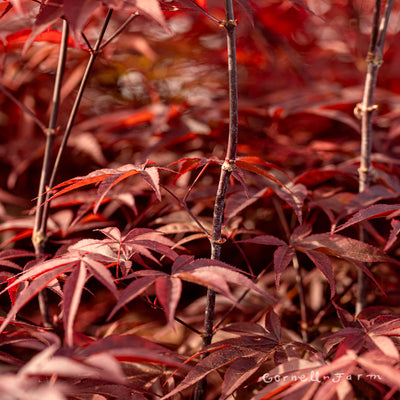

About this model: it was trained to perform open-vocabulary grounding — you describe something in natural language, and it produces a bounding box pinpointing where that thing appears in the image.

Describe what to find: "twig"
[38,9,114,241]
[33,19,69,256]
[142,298,202,335]
[355,0,394,315]
[99,12,139,50]
[161,184,211,237]
[194,1,239,398]
[32,19,69,328]
[0,85,47,132]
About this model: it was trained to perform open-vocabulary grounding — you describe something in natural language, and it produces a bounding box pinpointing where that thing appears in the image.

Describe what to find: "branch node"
[221,19,237,28]
[358,167,369,174]
[32,231,47,246]
[354,103,378,119]
[222,159,237,172]
[44,128,56,136]
[366,51,383,66]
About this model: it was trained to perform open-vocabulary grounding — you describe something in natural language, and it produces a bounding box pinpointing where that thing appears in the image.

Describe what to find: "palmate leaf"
[240,225,394,298]
[303,249,335,297]
[239,235,294,291]
[323,315,400,359]
[25,0,170,50]
[264,309,282,342]
[107,274,164,321]
[295,232,394,295]
[236,157,291,188]
[274,182,307,224]
[334,204,400,233]
[49,163,163,214]
[170,156,220,185]
[357,350,400,391]
[108,255,275,325]
[298,233,394,264]
[173,256,276,302]
[162,346,257,400]
[163,316,283,399]
[0,246,119,342]
[91,227,178,275]
[236,157,306,222]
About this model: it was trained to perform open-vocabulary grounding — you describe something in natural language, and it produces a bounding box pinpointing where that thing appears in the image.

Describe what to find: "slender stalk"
[99,12,138,50]
[33,10,138,326]
[194,1,238,398]
[38,9,114,239]
[355,0,393,315]
[32,19,69,256]
[31,19,69,327]
[272,198,308,341]
[0,85,47,132]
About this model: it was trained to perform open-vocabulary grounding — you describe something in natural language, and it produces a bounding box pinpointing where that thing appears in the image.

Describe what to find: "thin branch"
[33,19,69,256]
[99,12,139,50]
[31,19,69,328]
[194,1,239,398]
[38,9,114,240]
[355,0,394,315]
[141,298,202,335]
[0,85,47,132]
[161,184,211,237]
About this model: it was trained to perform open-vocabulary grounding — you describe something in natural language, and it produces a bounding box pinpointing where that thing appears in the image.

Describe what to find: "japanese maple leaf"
[0,247,120,346]
[107,255,275,327]
[161,310,315,400]
[323,315,400,359]
[25,0,169,50]
[240,223,392,298]
[49,162,163,213]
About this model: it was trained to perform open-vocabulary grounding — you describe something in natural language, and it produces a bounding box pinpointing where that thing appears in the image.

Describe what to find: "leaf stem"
[273,198,308,341]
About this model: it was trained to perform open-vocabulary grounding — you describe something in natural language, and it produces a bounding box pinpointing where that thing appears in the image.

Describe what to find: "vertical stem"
[39,9,114,238]
[356,0,393,314]
[194,1,238,399]
[32,19,69,327]
[33,19,69,255]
